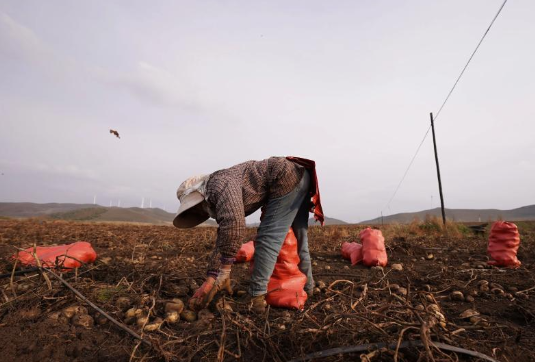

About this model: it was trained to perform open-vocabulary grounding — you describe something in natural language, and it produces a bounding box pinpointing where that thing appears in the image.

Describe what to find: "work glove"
[188,266,232,311]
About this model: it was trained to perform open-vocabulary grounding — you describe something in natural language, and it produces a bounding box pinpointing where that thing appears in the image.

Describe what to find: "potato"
[144,318,162,332]
[180,310,197,322]
[165,299,184,314]
[165,311,179,324]
[460,309,479,319]
[389,284,400,291]
[72,314,94,329]
[125,308,137,319]
[115,297,131,310]
[136,315,149,327]
[62,306,88,319]
[96,315,109,325]
[450,291,465,301]
[216,299,233,312]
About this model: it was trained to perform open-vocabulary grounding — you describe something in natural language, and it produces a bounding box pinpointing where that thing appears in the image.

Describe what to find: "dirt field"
[0,219,534,362]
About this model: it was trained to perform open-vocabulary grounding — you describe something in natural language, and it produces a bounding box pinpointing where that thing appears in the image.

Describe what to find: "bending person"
[173,156,324,313]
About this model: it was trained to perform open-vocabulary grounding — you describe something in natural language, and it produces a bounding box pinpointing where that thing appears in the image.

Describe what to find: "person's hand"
[189,267,232,311]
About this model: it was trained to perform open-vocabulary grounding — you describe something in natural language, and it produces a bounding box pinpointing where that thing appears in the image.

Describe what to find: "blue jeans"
[249,170,315,296]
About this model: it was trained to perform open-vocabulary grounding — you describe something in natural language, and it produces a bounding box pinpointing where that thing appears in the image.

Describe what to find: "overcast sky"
[1,0,534,223]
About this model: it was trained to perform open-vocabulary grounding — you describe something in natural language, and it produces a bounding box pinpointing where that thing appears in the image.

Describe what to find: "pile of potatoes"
[48,305,95,329]
[122,297,203,332]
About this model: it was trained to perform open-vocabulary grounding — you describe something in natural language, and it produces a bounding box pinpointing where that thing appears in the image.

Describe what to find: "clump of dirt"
[0,219,534,361]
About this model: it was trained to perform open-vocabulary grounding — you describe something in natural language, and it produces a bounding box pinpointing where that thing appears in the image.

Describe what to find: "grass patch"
[50,207,107,221]
[94,286,126,303]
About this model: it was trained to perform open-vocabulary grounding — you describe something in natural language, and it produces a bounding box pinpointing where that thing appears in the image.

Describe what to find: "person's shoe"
[239,293,267,314]
[305,288,314,298]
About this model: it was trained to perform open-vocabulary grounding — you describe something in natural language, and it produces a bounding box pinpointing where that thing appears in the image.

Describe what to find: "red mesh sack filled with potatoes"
[487,221,521,268]
[13,241,97,271]
[247,228,308,309]
[264,228,308,309]
[235,241,255,263]
[341,242,363,265]
[360,228,388,267]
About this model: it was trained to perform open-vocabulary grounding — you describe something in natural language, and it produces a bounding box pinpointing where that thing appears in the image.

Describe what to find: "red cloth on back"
[286,156,324,226]
[14,241,97,271]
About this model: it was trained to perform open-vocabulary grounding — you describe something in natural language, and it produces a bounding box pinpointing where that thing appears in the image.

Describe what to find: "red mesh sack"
[341,242,363,265]
[487,221,521,268]
[264,229,308,309]
[235,241,255,263]
[246,229,308,309]
[13,241,97,271]
[360,228,387,267]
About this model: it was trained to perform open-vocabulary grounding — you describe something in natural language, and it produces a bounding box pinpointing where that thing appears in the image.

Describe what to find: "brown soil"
[0,219,534,361]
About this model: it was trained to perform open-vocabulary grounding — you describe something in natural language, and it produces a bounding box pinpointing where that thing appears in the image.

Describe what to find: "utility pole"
[430,112,446,225]
[381,211,384,226]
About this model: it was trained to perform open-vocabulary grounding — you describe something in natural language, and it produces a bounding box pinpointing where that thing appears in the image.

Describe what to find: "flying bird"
[109,129,120,139]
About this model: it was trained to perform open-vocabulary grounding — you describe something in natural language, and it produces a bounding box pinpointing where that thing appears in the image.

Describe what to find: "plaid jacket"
[205,157,304,275]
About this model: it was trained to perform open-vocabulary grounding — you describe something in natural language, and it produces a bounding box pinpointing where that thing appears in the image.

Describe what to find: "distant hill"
[248,216,348,227]
[309,216,348,226]
[48,206,176,225]
[0,203,348,226]
[361,205,535,224]
[0,202,217,226]
[0,202,96,218]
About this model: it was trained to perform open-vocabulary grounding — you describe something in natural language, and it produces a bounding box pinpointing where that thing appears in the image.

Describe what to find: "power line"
[384,126,431,211]
[434,0,508,123]
[382,0,508,214]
